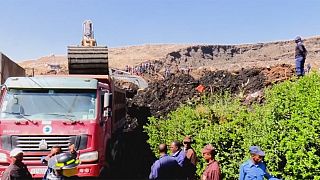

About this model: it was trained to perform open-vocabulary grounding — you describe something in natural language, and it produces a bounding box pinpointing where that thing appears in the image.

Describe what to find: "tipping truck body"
[0,75,126,178]
[0,53,26,84]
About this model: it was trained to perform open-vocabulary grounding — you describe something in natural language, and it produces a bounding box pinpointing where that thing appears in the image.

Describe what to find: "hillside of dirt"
[18,44,190,75]
[18,36,320,76]
[154,36,320,74]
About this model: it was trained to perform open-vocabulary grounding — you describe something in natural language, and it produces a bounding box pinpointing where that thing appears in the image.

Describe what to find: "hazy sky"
[0,0,319,61]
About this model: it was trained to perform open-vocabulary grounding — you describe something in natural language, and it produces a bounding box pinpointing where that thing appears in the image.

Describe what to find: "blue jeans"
[295,57,305,76]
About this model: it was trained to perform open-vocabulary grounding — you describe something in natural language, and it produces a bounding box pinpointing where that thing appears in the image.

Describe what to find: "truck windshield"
[0,89,97,121]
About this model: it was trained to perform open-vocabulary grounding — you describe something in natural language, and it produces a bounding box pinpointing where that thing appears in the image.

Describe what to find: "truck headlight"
[0,153,7,163]
[79,151,98,163]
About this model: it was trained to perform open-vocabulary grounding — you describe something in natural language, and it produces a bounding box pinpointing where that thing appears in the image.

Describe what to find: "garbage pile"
[130,64,295,119]
[132,74,198,118]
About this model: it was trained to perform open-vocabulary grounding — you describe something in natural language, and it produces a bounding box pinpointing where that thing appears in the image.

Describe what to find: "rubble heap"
[130,64,295,119]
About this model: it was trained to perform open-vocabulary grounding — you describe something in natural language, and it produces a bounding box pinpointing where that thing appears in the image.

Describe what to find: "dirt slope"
[18,36,320,75]
[157,36,320,72]
[19,44,190,75]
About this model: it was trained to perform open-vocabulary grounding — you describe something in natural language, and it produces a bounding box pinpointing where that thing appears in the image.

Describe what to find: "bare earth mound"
[156,36,320,72]
[18,44,190,75]
[18,36,320,75]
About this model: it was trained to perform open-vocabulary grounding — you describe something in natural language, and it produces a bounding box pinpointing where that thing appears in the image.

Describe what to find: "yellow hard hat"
[62,167,78,177]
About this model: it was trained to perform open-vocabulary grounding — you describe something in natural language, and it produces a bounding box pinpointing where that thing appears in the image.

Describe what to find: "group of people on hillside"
[1,144,79,180]
[125,62,156,75]
[149,136,281,180]
[124,62,193,79]
[164,65,192,78]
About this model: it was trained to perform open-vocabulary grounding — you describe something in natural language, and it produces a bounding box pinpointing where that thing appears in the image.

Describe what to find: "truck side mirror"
[104,92,112,108]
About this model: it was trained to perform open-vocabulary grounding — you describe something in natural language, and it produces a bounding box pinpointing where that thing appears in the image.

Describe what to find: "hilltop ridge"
[18,36,320,75]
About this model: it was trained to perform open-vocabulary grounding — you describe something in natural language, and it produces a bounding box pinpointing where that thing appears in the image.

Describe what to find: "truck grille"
[12,135,75,152]
[1,134,87,162]
[23,154,43,161]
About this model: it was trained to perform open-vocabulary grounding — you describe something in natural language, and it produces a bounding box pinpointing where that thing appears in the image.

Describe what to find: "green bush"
[144,73,320,179]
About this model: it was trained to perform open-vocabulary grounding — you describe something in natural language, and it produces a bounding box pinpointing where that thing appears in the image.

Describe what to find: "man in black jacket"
[2,148,32,180]
[294,36,308,77]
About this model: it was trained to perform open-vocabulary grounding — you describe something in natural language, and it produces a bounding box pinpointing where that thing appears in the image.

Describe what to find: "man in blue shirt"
[149,143,180,180]
[239,146,280,180]
[170,140,186,167]
[170,140,187,179]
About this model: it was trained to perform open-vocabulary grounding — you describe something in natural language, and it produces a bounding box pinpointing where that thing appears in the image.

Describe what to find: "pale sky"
[0,0,319,61]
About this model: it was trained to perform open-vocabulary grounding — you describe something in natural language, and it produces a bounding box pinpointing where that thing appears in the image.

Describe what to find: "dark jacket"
[295,42,307,59]
[184,148,198,179]
[1,162,32,180]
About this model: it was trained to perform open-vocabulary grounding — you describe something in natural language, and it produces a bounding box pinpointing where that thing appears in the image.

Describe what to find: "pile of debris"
[129,64,295,119]
[132,74,198,118]
[262,64,295,85]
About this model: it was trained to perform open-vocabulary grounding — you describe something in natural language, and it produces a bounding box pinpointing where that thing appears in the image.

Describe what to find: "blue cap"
[249,146,265,156]
[295,36,302,43]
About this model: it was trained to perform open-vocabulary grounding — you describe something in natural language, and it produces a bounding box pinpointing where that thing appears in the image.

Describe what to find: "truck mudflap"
[0,164,101,178]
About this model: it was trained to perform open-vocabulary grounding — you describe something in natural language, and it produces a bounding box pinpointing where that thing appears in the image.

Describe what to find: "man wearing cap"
[201,144,221,180]
[2,148,32,180]
[294,36,308,77]
[183,136,198,180]
[239,146,280,180]
[149,143,180,180]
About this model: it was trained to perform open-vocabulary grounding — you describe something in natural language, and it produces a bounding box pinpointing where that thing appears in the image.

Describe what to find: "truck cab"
[0,75,126,178]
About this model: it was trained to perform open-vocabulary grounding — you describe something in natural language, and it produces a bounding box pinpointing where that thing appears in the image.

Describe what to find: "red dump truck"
[0,75,126,178]
[0,20,127,178]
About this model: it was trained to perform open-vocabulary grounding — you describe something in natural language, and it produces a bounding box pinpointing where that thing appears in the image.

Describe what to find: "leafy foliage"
[144,73,320,179]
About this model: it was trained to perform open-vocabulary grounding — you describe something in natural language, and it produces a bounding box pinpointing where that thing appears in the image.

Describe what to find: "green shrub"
[144,73,320,179]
